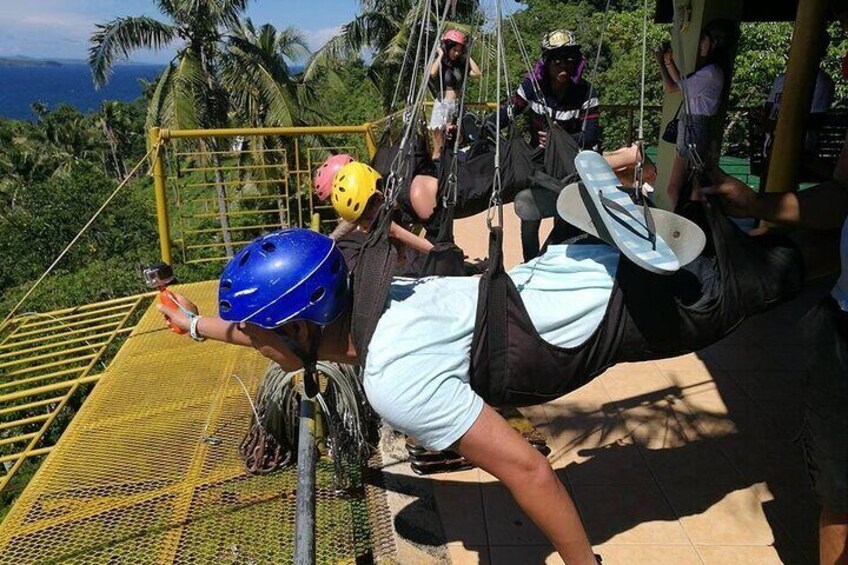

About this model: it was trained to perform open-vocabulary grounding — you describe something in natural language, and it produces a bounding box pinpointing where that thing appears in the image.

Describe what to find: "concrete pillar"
[654,0,742,209]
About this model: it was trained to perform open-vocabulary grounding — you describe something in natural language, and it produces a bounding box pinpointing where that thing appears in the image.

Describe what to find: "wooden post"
[764,0,829,193]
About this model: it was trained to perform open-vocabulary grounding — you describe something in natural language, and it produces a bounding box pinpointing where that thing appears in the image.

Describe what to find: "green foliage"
[824,21,848,105]
[504,0,847,153]
[222,19,311,127]
[498,0,666,148]
[0,253,156,315]
[0,162,158,308]
[317,60,385,127]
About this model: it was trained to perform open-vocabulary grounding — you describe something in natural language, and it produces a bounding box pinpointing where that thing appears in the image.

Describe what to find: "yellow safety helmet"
[331,161,382,222]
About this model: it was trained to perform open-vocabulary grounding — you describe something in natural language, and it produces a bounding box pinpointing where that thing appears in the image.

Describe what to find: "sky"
[0,0,362,64]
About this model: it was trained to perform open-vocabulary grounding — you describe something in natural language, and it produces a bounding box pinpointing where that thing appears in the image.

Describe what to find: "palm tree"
[98,101,132,179]
[305,0,482,110]
[219,20,316,227]
[0,134,57,217]
[37,106,103,177]
[89,0,255,257]
[221,19,311,128]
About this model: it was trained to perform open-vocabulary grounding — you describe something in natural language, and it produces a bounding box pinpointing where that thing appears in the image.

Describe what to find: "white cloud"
[0,12,95,60]
[302,26,342,54]
[9,12,92,30]
[0,2,171,62]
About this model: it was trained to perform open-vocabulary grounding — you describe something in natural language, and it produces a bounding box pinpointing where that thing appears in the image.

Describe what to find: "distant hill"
[0,57,62,68]
[0,56,164,68]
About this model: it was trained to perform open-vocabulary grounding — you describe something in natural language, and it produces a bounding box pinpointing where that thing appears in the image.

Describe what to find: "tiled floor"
[391,212,831,564]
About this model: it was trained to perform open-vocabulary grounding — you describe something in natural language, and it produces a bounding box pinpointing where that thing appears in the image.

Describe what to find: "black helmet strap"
[275,324,324,399]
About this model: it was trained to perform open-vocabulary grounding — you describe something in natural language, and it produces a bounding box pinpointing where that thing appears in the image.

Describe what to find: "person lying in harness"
[369,128,512,232]
[158,178,802,562]
[312,153,361,241]
[324,160,433,269]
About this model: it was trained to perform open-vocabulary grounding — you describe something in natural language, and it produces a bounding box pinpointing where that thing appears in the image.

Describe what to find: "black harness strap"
[421,145,467,276]
[469,225,629,406]
[421,203,466,276]
[543,122,580,183]
[469,198,804,407]
[350,209,397,364]
[470,228,510,401]
[500,124,536,196]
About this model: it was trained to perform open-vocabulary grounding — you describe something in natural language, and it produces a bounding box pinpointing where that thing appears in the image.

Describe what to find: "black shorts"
[800,296,848,512]
[394,167,437,227]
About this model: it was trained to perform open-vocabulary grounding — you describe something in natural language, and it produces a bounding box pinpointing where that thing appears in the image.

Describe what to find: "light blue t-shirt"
[363,244,619,450]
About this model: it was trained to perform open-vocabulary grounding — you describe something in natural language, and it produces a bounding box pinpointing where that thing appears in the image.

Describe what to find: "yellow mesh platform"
[0,281,389,564]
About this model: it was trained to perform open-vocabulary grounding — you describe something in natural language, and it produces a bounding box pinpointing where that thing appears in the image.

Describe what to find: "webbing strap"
[469,228,509,402]
[544,122,580,182]
[486,230,508,376]
[431,194,457,244]
[351,210,397,364]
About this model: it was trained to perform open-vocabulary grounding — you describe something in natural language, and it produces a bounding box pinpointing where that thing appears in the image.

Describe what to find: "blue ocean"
[0,62,164,120]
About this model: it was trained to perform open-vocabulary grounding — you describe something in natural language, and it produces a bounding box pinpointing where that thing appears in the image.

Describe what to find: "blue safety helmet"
[217,228,349,329]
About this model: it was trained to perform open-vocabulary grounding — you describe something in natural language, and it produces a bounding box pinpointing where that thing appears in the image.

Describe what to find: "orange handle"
[159,290,186,334]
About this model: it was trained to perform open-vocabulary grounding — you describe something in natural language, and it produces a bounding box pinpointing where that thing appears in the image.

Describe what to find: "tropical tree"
[221,19,311,128]
[98,101,134,179]
[89,0,255,257]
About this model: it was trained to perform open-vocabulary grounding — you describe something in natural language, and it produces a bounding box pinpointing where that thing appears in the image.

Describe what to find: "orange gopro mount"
[143,262,187,334]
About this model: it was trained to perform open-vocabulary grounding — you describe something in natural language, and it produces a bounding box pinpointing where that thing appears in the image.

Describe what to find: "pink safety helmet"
[313,154,354,201]
[442,29,467,46]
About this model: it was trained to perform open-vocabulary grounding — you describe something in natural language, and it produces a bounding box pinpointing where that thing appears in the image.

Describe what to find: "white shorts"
[428,99,458,130]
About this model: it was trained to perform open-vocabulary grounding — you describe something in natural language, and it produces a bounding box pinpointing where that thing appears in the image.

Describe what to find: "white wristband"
[189,315,206,342]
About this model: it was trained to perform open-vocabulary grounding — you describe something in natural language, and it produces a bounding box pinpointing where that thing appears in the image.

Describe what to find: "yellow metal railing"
[150,124,380,265]
[148,107,512,266]
[0,294,152,493]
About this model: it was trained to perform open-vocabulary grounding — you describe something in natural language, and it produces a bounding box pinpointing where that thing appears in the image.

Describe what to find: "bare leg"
[431,128,444,161]
[603,144,639,170]
[603,145,658,187]
[821,508,848,565]
[457,404,597,564]
[409,175,438,222]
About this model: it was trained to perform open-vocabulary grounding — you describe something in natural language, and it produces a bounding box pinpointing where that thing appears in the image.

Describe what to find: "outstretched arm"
[604,144,658,186]
[156,292,252,346]
[329,219,358,241]
[389,222,434,254]
[157,292,309,372]
[703,168,848,231]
